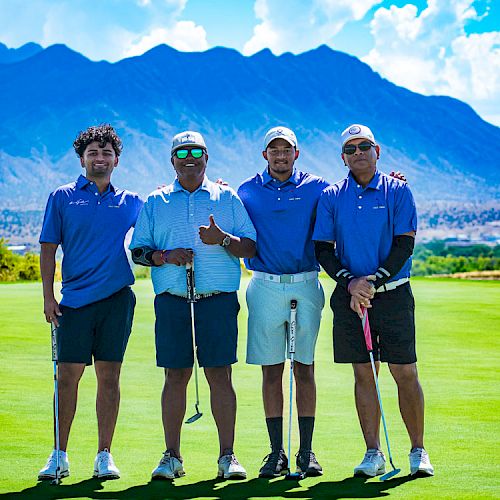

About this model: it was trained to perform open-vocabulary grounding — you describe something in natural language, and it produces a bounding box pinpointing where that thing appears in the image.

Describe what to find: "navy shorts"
[57,286,136,365]
[154,292,240,368]
[330,282,417,364]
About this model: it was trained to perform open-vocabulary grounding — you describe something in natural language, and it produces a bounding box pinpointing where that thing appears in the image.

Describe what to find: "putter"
[285,299,305,480]
[185,259,203,424]
[50,322,61,485]
[361,307,401,481]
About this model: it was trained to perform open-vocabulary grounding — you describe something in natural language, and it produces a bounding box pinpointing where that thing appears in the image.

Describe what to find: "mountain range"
[0,42,499,209]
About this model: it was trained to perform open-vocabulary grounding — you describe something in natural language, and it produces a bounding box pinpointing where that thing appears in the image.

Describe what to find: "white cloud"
[243,0,380,55]
[363,0,500,125]
[0,0,199,61]
[125,21,208,56]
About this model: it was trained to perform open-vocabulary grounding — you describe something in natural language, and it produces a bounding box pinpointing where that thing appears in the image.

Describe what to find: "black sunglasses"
[173,148,205,159]
[343,141,375,155]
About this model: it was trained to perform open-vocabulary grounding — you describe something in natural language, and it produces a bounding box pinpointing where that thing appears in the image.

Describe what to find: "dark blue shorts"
[330,282,417,364]
[154,292,240,368]
[57,286,136,365]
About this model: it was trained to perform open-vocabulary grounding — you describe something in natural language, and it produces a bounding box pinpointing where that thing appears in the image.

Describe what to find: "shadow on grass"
[0,474,418,499]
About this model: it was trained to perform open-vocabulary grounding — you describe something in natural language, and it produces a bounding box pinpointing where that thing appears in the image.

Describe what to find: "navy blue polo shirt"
[40,175,143,308]
[238,168,329,274]
[313,170,417,281]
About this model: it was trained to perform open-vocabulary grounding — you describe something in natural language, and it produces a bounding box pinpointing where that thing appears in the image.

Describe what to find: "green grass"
[0,277,499,499]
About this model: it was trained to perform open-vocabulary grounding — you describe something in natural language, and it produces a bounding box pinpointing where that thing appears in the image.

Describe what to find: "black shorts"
[330,282,416,364]
[57,286,136,365]
[154,291,240,368]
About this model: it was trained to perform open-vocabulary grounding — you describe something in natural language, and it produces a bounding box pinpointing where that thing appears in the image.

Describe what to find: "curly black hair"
[73,124,123,157]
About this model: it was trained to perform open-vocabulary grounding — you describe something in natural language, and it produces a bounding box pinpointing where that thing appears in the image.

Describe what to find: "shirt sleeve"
[231,192,257,241]
[394,183,418,235]
[129,197,155,249]
[312,188,335,241]
[39,191,62,244]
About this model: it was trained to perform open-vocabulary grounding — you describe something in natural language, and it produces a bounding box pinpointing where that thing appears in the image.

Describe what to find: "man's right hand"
[44,297,62,327]
[152,248,194,266]
[347,276,376,301]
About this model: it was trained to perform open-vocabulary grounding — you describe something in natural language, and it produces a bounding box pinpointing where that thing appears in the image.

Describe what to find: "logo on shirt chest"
[69,199,89,206]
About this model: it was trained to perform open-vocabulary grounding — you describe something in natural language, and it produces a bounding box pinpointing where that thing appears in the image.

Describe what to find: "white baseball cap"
[264,126,298,150]
[171,131,207,153]
[341,124,376,148]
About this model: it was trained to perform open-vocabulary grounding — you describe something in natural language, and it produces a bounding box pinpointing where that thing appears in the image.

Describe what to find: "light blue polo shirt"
[39,175,143,308]
[313,170,417,281]
[238,169,330,274]
[130,176,256,296]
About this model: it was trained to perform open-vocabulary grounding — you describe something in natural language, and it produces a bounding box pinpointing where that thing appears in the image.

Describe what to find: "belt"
[376,277,409,293]
[171,291,222,300]
[252,270,318,284]
[194,291,222,300]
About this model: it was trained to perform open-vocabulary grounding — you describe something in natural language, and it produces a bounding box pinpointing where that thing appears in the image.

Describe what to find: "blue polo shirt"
[238,168,329,274]
[313,170,417,280]
[39,175,143,308]
[129,176,256,296]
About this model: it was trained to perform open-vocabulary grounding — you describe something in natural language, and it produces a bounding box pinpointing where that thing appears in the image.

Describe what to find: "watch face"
[222,235,231,247]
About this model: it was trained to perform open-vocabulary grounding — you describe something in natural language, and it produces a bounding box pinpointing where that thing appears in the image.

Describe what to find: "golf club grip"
[186,263,196,303]
[289,300,297,354]
[51,322,58,362]
[361,307,373,352]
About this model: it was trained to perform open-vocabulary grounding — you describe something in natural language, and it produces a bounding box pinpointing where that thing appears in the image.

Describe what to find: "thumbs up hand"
[199,214,225,245]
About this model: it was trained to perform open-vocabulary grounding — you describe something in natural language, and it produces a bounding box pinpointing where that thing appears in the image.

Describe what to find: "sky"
[0,0,498,125]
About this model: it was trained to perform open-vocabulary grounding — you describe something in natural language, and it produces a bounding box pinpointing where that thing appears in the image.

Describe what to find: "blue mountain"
[0,42,42,64]
[0,42,498,208]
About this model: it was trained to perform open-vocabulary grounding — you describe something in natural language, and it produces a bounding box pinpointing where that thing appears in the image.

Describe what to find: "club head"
[185,412,203,424]
[285,470,305,481]
[50,477,61,486]
[379,468,401,481]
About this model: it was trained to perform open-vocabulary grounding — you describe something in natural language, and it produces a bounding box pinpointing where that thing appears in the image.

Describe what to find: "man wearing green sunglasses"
[130,130,256,480]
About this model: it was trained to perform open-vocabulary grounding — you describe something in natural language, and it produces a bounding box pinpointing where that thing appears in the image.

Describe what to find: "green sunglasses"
[173,148,205,159]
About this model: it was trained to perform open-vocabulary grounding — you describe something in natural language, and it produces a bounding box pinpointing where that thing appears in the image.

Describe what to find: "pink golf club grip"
[362,307,373,352]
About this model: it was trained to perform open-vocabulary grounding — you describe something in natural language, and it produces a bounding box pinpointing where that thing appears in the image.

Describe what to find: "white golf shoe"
[93,448,120,479]
[354,449,386,477]
[217,453,247,479]
[409,448,434,476]
[152,451,185,480]
[38,449,69,480]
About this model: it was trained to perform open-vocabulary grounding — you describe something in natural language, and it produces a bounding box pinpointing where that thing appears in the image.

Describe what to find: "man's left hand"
[199,215,225,245]
[350,295,371,319]
[389,170,407,182]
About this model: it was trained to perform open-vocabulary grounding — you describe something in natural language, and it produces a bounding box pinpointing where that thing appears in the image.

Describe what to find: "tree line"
[0,239,498,282]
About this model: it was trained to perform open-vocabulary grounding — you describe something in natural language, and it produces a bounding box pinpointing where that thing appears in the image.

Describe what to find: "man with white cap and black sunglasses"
[313,124,434,478]
[130,130,256,480]
[238,126,329,478]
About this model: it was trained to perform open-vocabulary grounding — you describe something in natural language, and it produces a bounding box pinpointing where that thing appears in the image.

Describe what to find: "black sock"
[298,416,315,452]
[266,417,283,453]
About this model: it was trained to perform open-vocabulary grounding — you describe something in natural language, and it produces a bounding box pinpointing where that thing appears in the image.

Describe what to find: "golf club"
[50,322,61,485]
[285,299,305,481]
[185,258,203,424]
[361,307,401,481]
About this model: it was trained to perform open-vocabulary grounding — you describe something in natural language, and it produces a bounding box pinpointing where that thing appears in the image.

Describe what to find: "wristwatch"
[220,234,231,247]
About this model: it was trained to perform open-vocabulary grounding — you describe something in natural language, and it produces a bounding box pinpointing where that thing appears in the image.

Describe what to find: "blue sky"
[0,0,498,125]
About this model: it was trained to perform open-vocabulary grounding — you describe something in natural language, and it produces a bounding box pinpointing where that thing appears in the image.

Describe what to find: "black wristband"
[131,246,157,267]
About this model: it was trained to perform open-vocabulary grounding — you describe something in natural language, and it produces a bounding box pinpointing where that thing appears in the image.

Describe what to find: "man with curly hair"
[38,124,143,481]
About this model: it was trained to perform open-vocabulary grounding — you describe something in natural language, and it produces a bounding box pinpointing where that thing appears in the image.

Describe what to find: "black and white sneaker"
[259,449,288,478]
[296,450,323,477]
